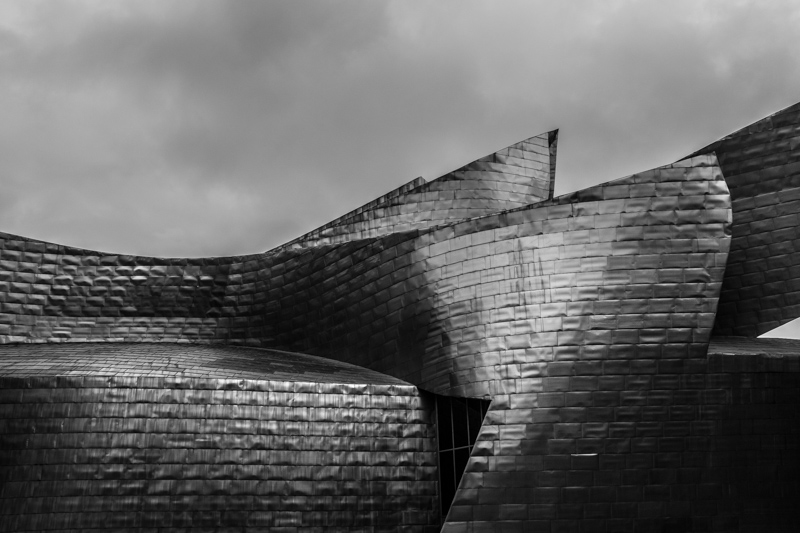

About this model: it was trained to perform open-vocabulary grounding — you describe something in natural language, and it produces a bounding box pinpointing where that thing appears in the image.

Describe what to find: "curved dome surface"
[2,106,800,532]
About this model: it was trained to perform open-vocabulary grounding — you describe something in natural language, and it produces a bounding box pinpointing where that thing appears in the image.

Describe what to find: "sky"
[0,0,798,261]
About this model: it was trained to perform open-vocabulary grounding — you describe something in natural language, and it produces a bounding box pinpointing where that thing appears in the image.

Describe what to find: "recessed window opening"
[434,395,491,521]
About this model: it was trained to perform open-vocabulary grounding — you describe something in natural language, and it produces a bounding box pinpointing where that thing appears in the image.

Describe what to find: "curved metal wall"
[0,153,732,531]
[284,130,558,248]
[687,101,800,336]
[0,155,729,395]
[0,344,439,532]
[0,130,557,348]
[0,234,235,343]
[6,100,800,531]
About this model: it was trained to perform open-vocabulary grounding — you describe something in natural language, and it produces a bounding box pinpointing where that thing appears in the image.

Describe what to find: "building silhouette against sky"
[1,102,799,532]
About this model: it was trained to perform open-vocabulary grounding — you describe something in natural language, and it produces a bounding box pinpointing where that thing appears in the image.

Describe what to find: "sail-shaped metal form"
[1,109,799,532]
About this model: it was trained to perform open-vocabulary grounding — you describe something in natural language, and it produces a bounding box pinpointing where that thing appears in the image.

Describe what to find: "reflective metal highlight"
[1,103,800,531]
[687,101,800,336]
[0,344,439,531]
[285,130,558,248]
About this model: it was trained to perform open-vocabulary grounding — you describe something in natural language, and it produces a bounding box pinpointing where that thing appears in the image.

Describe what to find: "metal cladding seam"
[0,154,731,395]
[9,118,794,532]
[0,345,439,531]
[0,130,557,348]
[440,155,733,529]
[283,130,558,248]
[685,101,800,337]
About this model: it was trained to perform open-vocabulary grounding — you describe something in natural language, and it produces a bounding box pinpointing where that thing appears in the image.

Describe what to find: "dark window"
[451,397,469,448]
[439,450,456,514]
[433,394,491,521]
[436,396,453,450]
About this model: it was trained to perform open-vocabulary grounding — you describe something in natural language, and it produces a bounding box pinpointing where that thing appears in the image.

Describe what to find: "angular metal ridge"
[685,101,800,336]
[284,129,559,248]
[6,100,800,532]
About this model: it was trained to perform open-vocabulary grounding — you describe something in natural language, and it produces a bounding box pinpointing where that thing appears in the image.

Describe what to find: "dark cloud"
[0,0,798,259]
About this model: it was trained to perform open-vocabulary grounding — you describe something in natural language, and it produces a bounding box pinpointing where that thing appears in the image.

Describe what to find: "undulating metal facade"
[1,103,799,532]
[0,344,439,531]
[688,102,800,337]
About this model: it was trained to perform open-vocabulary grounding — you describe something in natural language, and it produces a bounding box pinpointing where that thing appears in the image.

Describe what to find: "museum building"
[1,102,799,532]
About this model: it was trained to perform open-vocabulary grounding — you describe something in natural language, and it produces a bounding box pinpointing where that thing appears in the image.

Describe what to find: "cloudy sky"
[1,0,799,260]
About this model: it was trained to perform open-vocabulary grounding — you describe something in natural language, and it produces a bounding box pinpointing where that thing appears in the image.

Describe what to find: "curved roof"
[0,342,409,385]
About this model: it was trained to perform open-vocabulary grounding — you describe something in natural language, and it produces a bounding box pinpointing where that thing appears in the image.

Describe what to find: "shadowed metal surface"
[440,155,734,530]
[0,343,439,532]
[687,101,800,337]
[0,130,557,348]
[2,102,800,531]
[0,342,410,382]
[285,130,558,248]
[0,156,729,394]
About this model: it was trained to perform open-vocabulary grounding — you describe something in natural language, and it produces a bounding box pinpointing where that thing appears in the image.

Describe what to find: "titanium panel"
[0,344,439,532]
[0,156,730,394]
[284,130,558,248]
[0,152,733,531]
[0,130,557,348]
[3,99,800,531]
[686,101,800,336]
[439,156,734,530]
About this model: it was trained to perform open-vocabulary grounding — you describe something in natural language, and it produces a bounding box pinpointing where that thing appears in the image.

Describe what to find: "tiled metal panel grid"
[0,157,730,394]
[0,235,236,344]
[407,155,730,396]
[429,157,734,530]
[0,343,411,383]
[0,344,439,532]
[443,338,800,532]
[16,104,800,531]
[212,155,726,398]
[284,131,558,248]
[283,176,428,248]
[0,130,556,347]
[686,101,800,336]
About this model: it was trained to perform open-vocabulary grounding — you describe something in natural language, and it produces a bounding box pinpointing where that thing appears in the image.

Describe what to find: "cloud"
[0,0,798,257]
